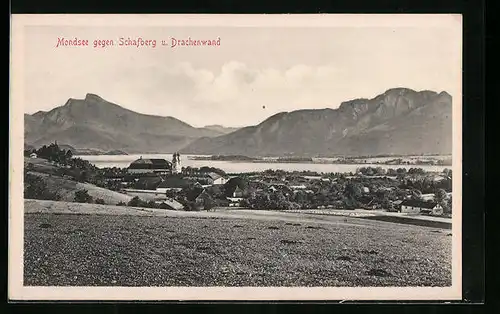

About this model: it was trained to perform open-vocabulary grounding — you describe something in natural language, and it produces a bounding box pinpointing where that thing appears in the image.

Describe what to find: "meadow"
[24,200,452,287]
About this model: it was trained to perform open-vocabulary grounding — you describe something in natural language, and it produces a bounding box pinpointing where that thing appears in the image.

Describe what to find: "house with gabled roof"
[156,176,190,193]
[206,172,227,185]
[183,171,227,185]
[193,189,213,210]
[400,199,443,216]
[156,198,185,211]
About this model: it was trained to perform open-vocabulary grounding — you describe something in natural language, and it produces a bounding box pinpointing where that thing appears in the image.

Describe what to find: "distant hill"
[25,88,452,157]
[181,88,452,156]
[202,125,240,135]
[24,93,222,153]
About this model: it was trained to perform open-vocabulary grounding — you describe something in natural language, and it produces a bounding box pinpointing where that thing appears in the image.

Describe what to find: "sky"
[20,17,461,128]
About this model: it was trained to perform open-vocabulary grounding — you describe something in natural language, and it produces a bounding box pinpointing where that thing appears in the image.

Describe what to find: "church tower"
[172,152,181,174]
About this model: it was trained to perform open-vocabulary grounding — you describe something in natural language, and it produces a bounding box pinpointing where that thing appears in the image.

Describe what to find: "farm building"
[400,199,443,215]
[267,183,291,194]
[392,200,403,210]
[206,172,227,185]
[156,198,184,211]
[30,152,38,159]
[156,176,190,193]
[192,189,213,210]
[127,157,172,174]
[134,176,163,190]
[195,190,211,203]
[183,172,227,185]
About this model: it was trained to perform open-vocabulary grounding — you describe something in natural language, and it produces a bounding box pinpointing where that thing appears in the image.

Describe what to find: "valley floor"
[23,200,452,287]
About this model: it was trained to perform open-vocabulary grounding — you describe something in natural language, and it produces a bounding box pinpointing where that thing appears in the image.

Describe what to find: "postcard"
[9,14,462,301]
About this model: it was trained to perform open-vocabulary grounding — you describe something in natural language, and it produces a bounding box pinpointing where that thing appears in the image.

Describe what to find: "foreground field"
[23,201,452,287]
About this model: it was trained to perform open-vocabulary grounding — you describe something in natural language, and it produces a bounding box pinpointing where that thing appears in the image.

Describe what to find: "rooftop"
[206,172,223,180]
[157,176,189,189]
[129,158,172,169]
[401,199,438,209]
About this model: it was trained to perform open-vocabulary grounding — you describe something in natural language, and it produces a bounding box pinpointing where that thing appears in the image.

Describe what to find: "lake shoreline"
[74,153,451,174]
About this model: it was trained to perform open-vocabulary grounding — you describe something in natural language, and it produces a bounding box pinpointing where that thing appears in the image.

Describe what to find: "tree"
[77,170,89,183]
[342,182,363,209]
[445,195,452,214]
[442,168,452,178]
[26,162,34,172]
[396,168,407,175]
[95,198,106,205]
[410,189,423,200]
[128,196,145,207]
[434,188,450,213]
[203,196,215,211]
[66,149,73,160]
[248,191,271,210]
[380,196,393,211]
[434,188,448,203]
[74,189,93,203]
[24,173,61,201]
[386,168,398,176]
[344,182,362,200]
[147,200,158,208]
[375,167,386,175]
[239,198,250,208]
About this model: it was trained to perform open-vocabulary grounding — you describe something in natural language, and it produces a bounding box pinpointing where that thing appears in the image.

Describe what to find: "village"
[24,143,452,217]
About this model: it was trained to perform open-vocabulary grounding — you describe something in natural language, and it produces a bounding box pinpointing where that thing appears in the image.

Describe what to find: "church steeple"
[172,152,181,174]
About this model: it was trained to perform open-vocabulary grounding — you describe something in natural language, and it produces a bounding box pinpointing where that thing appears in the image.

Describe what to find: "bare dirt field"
[23,200,452,287]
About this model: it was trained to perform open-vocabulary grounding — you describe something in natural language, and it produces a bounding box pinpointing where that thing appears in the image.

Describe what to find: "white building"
[400,199,443,216]
[207,172,227,185]
[228,197,243,207]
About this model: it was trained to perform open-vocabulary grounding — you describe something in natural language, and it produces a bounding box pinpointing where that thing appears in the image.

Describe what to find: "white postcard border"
[9,14,463,301]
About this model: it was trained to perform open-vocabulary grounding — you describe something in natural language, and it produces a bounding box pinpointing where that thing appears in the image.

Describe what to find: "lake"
[75,154,449,174]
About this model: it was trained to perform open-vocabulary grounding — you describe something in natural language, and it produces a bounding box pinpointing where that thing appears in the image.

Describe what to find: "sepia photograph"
[9,14,462,300]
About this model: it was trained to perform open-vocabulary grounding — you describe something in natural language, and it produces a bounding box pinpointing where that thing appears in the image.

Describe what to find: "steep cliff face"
[182,88,452,156]
[25,88,452,156]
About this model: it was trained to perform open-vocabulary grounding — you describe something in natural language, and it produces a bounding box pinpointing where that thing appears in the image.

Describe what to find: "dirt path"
[24,200,449,230]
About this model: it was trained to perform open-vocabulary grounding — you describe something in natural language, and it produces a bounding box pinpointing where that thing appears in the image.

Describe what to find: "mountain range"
[24,88,452,156]
[24,93,227,154]
[202,125,240,135]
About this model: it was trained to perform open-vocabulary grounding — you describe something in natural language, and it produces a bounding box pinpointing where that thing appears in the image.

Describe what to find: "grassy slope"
[27,171,132,205]
[25,157,132,204]
[24,202,452,287]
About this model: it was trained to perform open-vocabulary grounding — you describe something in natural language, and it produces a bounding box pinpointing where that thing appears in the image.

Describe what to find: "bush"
[127,196,147,207]
[95,198,106,205]
[184,201,201,211]
[147,200,159,208]
[26,163,35,172]
[24,173,61,201]
[74,189,93,203]
[117,201,126,206]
